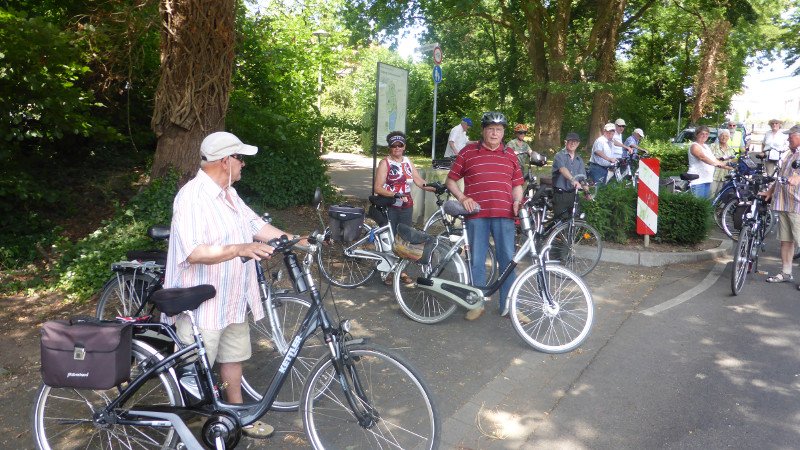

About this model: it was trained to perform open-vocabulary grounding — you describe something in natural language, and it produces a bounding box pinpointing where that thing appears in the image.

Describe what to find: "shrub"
[55,173,179,300]
[656,191,713,245]
[645,140,688,173]
[582,183,637,244]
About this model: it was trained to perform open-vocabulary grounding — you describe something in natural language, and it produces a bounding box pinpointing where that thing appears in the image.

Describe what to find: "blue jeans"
[588,163,608,185]
[690,182,711,199]
[466,217,517,313]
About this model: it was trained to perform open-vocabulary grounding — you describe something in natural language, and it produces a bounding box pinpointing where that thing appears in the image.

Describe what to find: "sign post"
[431,44,442,161]
[636,158,660,247]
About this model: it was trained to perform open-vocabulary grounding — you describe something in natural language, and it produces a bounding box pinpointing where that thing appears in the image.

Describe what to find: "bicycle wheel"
[731,227,752,295]
[424,211,498,284]
[393,240,465,324]
[242,295,325,410]
[32,340,182,449]
[95,271,160,320]
[317,224,377,288]
[720,199,741,241]
[543,220,603,277]
[509,264,594,353]
[301,343,439,450]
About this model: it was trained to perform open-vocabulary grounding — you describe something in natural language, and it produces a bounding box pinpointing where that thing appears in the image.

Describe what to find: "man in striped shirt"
[763,125,800,284]
[446,112,525,321]
[165,131,299,438]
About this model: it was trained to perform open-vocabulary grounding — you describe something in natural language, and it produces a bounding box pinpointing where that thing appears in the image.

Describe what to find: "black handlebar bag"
[328,205,366,242]
[40,317,132,389]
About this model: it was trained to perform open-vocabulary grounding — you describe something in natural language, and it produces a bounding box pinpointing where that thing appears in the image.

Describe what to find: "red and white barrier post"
[636,158,660,246]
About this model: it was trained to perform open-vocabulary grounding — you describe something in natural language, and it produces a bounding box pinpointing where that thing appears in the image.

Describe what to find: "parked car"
[671,127,719,146]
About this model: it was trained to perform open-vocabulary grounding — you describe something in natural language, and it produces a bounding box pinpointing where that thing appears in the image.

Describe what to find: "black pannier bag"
[733,203,750,231]
[328,205,365,242]
[40,317,133,389]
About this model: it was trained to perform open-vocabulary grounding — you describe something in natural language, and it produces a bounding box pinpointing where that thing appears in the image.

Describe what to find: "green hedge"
[582,181,712,245]
[644,140,688,173]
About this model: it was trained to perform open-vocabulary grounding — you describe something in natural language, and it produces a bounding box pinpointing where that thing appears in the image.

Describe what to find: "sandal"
[242,420,274,439]
[400,273,415,285]
[384,277,393,286]
[766,273,793,283]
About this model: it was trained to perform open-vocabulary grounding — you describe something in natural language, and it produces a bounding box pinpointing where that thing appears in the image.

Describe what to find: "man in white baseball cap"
[625,128,645,154]
[164,131,302,439]
[610,118,632,160]
[588,123,618,183]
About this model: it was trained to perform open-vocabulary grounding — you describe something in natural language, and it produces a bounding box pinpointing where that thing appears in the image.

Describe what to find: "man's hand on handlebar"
[238,241,274,261]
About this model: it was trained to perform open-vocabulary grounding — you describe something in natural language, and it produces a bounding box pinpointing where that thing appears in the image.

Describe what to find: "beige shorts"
[176,319,251,366]
[777,211,800,243]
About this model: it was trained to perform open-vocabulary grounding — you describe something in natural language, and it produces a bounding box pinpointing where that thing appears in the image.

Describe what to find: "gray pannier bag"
[328,205,366,242]
[40,317,133,389]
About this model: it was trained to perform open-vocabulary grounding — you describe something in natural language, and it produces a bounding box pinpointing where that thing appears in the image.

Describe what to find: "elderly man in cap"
[610,118,633,158]
[763,125,800,285]
[445,117,472,157]
[552,132,587,220]
[588,123,618,184]
[625,128,645,154]
[164,131,302,439]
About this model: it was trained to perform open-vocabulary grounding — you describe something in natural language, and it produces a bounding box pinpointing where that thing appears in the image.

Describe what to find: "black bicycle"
[32,191,440,450]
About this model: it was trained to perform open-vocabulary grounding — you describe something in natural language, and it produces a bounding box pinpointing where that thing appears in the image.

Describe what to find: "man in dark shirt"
[552,132,587,220]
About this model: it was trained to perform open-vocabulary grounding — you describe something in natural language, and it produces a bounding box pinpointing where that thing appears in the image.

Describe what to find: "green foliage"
[656,191,713,245]
[581,183,637,243]
[645,140,689,173]
[55,173,178,300]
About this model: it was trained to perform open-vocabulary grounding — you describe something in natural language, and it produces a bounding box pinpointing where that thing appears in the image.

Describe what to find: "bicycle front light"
[340,319,352,333]
[579,212,586,219]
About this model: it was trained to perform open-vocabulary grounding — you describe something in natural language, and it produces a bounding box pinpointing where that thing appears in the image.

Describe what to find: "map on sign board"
[376,62,408,146]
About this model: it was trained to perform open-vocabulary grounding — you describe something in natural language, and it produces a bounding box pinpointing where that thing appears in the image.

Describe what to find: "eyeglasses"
[229,154,245,161]
[390,143,405,149]
[728,125,736,128]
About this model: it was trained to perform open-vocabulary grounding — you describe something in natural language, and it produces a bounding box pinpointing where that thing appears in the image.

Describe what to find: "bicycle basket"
[40,317,132,389]
[328,205,365,242]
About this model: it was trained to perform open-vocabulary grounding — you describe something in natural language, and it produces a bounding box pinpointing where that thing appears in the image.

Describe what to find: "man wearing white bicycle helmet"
[446,112,525,322]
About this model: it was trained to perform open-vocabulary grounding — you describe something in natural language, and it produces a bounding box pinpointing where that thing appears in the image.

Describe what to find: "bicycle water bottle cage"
[443,200,480,217]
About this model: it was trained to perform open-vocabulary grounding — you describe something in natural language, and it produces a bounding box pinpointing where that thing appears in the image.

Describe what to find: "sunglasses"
[229,154,245,161]
[390,143,405,148]
[728,125,736,128]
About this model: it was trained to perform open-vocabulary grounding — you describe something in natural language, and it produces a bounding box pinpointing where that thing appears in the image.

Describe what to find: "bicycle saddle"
[443,199,480,216]
[148,225,171,241]
[369,195,395,208]
[679,173,700,181]
[150,285,216,316]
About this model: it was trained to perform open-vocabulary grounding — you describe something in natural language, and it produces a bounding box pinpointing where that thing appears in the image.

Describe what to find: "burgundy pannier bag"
[40,317,132,389]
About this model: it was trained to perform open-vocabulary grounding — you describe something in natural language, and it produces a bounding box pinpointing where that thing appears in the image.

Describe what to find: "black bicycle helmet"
[480,111,508,128]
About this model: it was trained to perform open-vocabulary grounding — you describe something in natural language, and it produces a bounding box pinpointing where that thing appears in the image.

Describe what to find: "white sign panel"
[376,62,408,146]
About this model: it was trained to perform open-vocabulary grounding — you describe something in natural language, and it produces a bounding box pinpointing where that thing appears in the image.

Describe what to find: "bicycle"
[393,196,594,353]
[731,177,783,295]
[518,174,602,277]
[94,220,319,411]
[33,190,440,449]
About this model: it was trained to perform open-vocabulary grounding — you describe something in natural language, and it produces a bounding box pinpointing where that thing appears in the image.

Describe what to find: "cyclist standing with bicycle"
[445,111,524,321]
[588,123,617,184]
[164,131,302,439]
[552,132,587,220]
[763,125,800,285]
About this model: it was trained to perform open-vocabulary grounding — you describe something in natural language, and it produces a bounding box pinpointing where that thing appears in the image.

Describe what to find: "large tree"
[150,0,236,179]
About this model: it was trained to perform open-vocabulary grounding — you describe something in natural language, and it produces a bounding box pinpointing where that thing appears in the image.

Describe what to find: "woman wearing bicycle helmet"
[445,112,526,322]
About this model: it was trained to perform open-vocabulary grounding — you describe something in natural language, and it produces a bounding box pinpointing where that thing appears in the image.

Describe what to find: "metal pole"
[431,83,438,161]
[677,103,682,137]
[372,63,380,196]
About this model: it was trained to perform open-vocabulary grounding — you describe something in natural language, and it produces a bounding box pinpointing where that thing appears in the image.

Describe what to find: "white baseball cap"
[634,128,644,137]
[603,123,616,132]
[614,118,626,126]
[201,132,258,161]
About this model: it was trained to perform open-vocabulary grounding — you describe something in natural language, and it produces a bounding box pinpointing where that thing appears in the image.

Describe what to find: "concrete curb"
[599,238,731,267]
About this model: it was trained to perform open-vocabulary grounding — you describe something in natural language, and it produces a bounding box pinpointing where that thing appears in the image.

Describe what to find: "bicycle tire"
[32,340,182,449]
[543,220,603,277]
[95,271,161,320]
[720,199,741,241]
[393,239,465,324]
[300,343,440,450]
[509,264,594,353]
[317,224,377,288]
[242,295,325,410]
[731,226,752,295]
[424,211,498,284]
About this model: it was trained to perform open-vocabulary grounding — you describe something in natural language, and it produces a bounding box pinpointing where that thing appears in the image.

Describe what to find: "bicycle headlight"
[579,212,586,219]
[340,319,352,333]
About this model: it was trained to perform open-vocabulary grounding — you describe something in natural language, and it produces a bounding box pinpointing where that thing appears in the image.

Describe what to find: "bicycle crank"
[415,277,488,309]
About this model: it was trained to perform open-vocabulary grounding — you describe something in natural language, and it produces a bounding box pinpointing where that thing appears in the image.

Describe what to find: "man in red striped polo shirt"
[445,112,525,320]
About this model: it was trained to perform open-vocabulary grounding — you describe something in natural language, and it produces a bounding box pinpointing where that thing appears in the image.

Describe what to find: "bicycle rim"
[96,272,157,320]
[301,344,439,450]
[544,220,602,277]
[394,240,462,324]
[242,295,325,411]
[32,340,181,449]
[317,225,377,288]
[721,199,741,241]
[509,265,594,353]
[731,228,751,295]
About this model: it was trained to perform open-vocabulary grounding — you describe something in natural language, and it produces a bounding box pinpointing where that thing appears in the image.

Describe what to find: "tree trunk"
[690,20,729,123]
[586,0,627,145]
[532,91,567,152]
[150,0,236,180]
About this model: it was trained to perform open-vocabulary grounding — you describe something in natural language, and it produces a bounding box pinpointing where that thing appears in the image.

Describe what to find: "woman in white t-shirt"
[687,125,732,198]
[762,119,789,175]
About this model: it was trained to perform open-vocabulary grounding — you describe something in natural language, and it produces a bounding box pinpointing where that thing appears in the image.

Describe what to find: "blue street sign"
[433,65,442,84]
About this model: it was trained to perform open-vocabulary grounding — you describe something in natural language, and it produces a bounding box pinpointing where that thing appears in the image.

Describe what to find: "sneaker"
[464,306,484,321]
[242,420,274,439]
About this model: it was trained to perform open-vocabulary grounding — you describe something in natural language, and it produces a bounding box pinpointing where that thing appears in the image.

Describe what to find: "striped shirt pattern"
[163,169,265,330]
[447,142,524,219]
[774,149,800,213]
